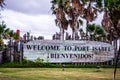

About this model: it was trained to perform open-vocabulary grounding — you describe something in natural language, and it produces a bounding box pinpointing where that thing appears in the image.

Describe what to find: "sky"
[1,0,103,40]
[1,0,60,39]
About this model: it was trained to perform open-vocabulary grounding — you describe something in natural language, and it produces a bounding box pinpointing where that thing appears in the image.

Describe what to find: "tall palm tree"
[0,22,10,50]
[0,21,19,62]
[67,0,84,40]
[8,30,19,62]
[99,0,120,80]
[51,0,84,40]
[51,0,102,40]
[51,0,68,40]
[0,0,5,50]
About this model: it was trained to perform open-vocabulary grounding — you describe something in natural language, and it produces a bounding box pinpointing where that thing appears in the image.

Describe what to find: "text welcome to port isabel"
[24,40,114,63]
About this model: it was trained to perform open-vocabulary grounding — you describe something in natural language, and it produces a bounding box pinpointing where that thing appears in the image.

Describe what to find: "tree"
[97,0,120,80]
[65,0,83,40]
[86,24,96,40]
[82,0,99,25]
[0,38,4,50]
[0,0,5,50]
[51,0,81,40]
[51,0,68,40]
[51,0,101,40]
[95,25,106,41]
[0,22,10,51]
[86,24,106,41]
[0,0,5,8]
[0,21,20,62]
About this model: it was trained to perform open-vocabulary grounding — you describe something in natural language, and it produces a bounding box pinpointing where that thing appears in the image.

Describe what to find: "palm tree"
[51,0,102,40]
[0,21,20,62]
[67,0,84,40]
[99,0,120,80]
[8,30,20,62]
[51,0,84,40]
[0,38,4,50]
[51,0,68,40]
[0,0,5,8]
[0,22,10,50]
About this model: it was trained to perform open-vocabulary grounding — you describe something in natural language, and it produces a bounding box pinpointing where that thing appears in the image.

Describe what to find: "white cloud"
[5,0,52,14]
[1,0,103,40]
[1,9,103,40]
[1,9,59,39]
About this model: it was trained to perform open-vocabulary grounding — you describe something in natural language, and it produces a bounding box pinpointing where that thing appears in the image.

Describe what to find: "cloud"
[1,0,103,40]
[1,9,59,39]
[5,0,52,14]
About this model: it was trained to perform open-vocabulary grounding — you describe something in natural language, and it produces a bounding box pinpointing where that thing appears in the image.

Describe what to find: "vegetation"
[0,22,19,51]
[85,24,106,41]
[0,60,120,68]
[51,0,101,40]
[0,68,120,80]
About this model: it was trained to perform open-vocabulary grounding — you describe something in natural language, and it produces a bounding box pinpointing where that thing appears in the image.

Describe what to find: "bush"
[0,59,120,68]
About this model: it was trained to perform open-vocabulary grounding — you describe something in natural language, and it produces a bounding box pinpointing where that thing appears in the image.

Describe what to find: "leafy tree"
[95,25,106,41]
[86,24,106,41]
[86,24,96,40]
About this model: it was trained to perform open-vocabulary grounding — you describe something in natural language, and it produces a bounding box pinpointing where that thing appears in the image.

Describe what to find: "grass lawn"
[0,68,120,80]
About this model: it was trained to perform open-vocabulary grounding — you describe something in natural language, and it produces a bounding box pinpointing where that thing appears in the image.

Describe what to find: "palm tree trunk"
[113,38,120,80]
[60,27,64,40]
[9,39,12,62]
[113,40,120,80]
[72,30,75,40]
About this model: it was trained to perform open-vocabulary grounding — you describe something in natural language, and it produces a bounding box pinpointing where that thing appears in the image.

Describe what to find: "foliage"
[80,24,106,41]
[100,0,120,40]
[0,22,20,51]
[0,38,4,50]
[35,57,44,63]
[51,0,102,40]
[0,60,120,68]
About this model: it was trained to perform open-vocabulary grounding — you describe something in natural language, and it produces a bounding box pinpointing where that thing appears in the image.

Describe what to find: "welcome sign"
[24,40,114,63]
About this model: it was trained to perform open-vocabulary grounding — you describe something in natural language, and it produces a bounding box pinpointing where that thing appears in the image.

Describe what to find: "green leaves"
[104,0,120,8]
[87,24,96,33]
[0,22,20,50]
[86,24,106,41]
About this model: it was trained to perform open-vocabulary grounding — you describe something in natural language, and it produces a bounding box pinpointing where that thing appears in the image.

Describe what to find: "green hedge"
[0,61,120,68]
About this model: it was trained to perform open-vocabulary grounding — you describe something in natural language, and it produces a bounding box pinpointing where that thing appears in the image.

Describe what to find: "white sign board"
[24,40,114,63]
